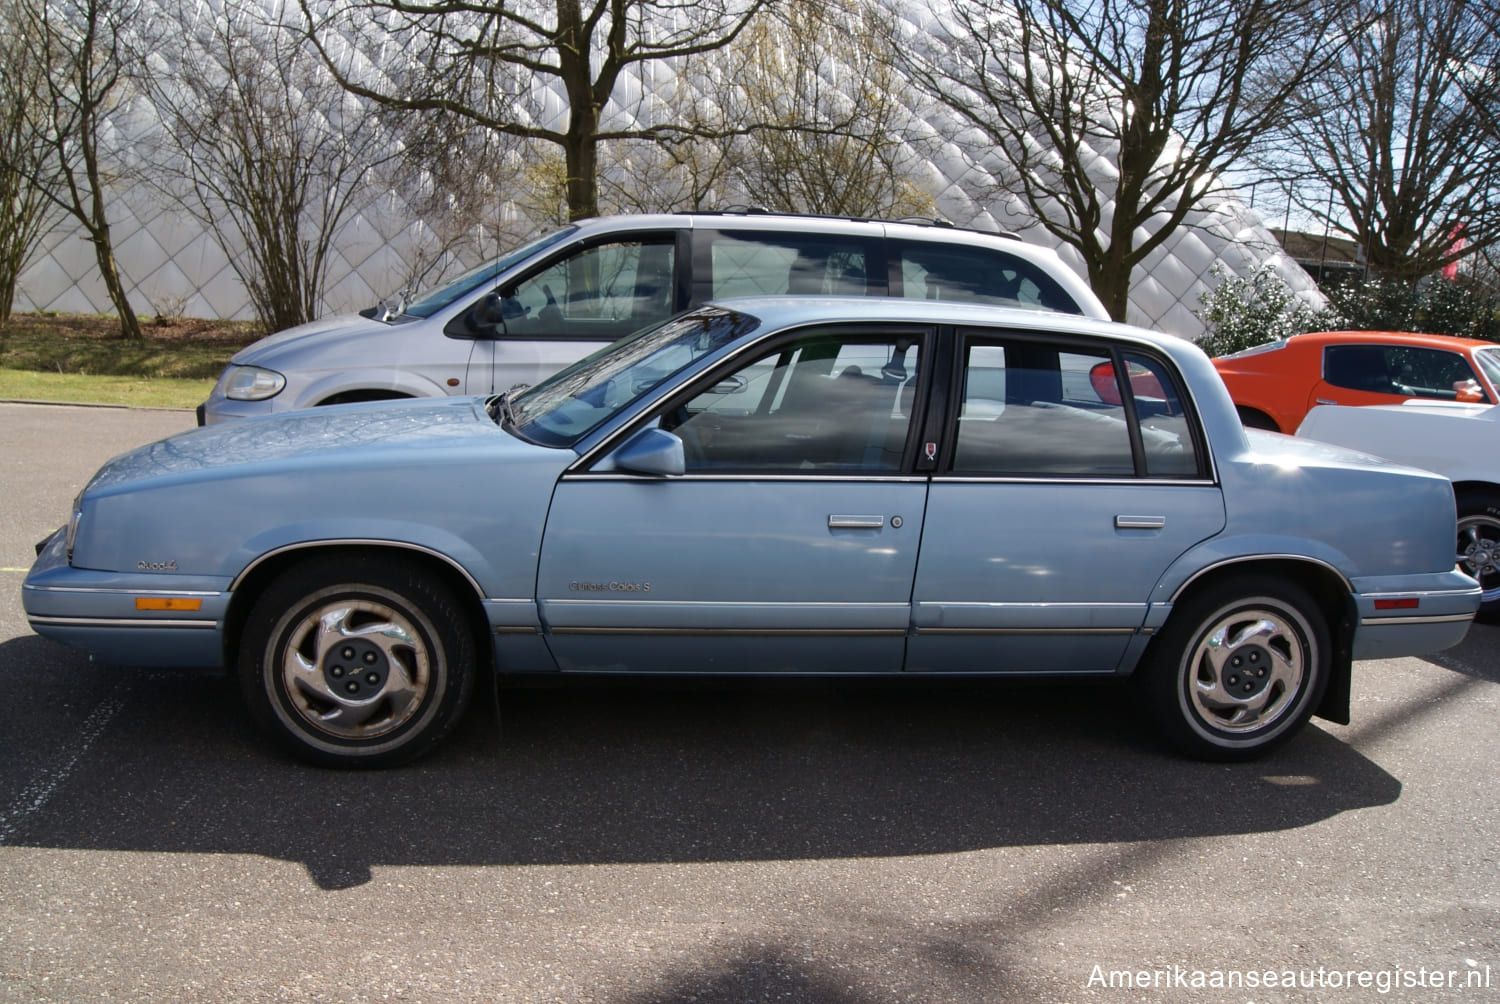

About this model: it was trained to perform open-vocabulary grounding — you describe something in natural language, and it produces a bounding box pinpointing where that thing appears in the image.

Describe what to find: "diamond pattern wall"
[12,0,1320,342]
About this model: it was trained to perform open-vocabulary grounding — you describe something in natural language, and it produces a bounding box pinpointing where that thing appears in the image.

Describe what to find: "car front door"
[535,326,931,674]
[466,235,685,395]
[908,334,1226,674]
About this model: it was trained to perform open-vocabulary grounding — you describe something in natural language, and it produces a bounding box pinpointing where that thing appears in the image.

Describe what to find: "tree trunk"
[564,127,599,222]
[91,227,141,341]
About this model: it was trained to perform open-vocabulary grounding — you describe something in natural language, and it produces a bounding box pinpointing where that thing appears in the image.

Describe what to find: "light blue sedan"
[23,299,1480,766]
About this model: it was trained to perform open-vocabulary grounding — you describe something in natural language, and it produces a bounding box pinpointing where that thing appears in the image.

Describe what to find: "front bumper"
[22,528,230,668]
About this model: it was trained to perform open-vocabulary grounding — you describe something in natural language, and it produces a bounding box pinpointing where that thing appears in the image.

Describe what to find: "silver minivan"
[199,211,1108,424]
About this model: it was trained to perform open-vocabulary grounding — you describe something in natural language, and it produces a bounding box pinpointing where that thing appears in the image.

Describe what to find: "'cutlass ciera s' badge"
[568,580,651,593]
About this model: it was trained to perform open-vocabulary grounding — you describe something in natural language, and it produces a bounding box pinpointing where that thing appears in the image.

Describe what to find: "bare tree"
[30,0,143,340]
[300,0,778,223]
[599,1,935,219]
[143,1,401,332]
[1268,0,1500,281]
[722,1,935,218]
[0,0,63,326]
[900,0,1344,321]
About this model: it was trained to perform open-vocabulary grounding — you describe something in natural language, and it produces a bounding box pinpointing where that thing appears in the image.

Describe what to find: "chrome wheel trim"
[278,597,432,741]
[1457,514,1500,604]
[1182,603,1310,736]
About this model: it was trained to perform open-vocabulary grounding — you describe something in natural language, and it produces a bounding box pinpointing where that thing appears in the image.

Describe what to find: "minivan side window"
[895,243,1081,314]
[705,233,870,299]
[503,238,677,341]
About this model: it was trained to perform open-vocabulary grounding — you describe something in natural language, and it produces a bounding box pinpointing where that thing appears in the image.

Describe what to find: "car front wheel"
[238,556,476,768]
[1142,576,1329,760]
[1456,488,1500,621]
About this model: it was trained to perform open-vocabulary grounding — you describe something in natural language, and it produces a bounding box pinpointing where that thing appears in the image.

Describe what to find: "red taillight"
[1374,598,1420,610]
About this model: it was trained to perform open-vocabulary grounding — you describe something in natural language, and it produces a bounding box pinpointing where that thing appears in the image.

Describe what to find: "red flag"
[1443,224,1467,280]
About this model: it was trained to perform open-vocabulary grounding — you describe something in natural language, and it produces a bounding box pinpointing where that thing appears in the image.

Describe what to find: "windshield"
[1475,347,1500,396]
[401,226,577,319]
[507,306,760,447]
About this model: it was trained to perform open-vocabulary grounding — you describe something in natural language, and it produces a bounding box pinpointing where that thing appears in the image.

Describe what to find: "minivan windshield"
[403,226,577,318]
[507,306,759,448]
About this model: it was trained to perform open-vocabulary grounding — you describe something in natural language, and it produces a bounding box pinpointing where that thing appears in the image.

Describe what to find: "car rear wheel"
[1235,406,1279,432]
[1141,576,1329,760]
[1456,488,1500,621]
[238,555,475,768]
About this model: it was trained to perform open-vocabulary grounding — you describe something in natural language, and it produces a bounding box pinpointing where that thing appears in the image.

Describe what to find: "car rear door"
[907,331,1226,674]
[468,233,688,394]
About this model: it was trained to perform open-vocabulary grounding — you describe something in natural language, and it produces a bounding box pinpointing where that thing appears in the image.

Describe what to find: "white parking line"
[0,688,125,845]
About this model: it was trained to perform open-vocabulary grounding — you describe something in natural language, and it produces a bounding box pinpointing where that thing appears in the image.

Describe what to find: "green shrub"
[1195,265,1331,356]
[1197,267,1500,356]
[1328,276,1500,342]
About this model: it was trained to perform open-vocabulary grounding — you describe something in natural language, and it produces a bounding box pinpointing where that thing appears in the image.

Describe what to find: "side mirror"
[610,427,685,477]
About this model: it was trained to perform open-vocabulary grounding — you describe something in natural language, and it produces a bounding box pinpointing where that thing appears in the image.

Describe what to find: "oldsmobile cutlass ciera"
[24,299,1481,766]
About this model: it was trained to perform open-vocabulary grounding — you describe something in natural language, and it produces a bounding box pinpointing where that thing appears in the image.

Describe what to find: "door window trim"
[571,323,936,478]
[935,328,1215,484]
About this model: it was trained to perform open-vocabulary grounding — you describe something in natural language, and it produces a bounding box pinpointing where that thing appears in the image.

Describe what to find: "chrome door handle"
[829,514,885,529]
[1115,515,1166,529]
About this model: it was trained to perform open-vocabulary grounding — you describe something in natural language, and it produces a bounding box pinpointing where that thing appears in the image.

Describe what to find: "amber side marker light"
[135,597,203,612]
[1373,598,1420,610]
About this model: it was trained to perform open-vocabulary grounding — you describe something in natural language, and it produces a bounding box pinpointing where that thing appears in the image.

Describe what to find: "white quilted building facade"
[13,1,1319,341]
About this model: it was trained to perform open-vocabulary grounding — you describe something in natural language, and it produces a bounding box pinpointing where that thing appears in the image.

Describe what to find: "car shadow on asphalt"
[0,635,1403,890]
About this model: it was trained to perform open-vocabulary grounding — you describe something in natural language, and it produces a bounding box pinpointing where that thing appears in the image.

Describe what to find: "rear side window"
[1324,343,1488,402]
[951,338,1202,478]
[705,233,870,299]
[895,242,1081,314]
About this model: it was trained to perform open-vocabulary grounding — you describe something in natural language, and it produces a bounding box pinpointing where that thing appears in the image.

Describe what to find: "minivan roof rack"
[693,207,1024,241]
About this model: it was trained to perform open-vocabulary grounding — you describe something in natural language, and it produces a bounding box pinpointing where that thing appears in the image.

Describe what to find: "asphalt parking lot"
[1,401,1498,1002]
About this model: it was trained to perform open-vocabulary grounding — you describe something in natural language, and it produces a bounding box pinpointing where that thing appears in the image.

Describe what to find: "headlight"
[221,365,286,401]
[66,494,82,563]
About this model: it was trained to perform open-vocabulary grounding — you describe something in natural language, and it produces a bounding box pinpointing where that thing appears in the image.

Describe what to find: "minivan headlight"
[222,365,287,401]
[66,493,82,563]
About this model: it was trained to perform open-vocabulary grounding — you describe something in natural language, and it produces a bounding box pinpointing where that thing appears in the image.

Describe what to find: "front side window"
[660,331,922,472]
[895,243,1081,314]
[951,338,1200,478]
[405,226,576,318]
[503,239,677,340]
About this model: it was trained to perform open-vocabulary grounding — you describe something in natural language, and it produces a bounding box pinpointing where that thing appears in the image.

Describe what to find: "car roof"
[558,212,1110,322]
[567,210,1075,269]
[1290,330,1495,351]
[702,295,1189,354]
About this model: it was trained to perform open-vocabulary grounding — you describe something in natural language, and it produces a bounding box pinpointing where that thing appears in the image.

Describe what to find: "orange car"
[1212,330,1500,432]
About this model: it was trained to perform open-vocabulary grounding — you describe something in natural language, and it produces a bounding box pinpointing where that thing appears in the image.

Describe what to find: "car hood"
[229,312,396,365]
[85,396,553,495]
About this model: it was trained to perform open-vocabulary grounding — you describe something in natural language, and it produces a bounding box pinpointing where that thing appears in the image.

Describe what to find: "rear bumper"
[1351,567,1481,660]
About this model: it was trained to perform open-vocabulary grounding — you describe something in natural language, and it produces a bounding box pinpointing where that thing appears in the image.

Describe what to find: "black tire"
[1141,575,1330,761]
[1455,488,1500,621]
[237,555,476,768]
[1236,406,1279,432]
